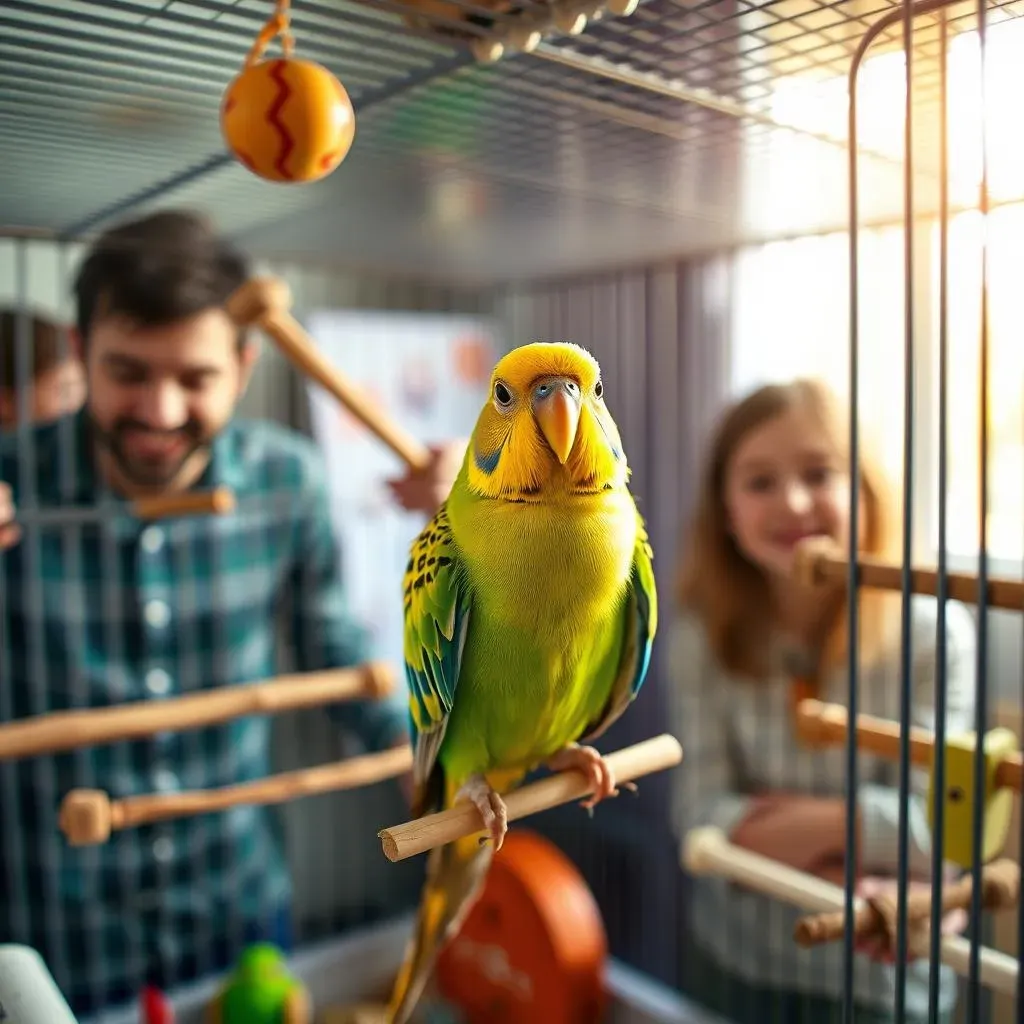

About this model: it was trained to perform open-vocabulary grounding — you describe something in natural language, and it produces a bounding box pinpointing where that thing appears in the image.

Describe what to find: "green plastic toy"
[206,943,311,1024]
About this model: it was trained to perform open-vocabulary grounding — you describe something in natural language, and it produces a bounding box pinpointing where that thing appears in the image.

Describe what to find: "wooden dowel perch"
[226,277,432,472]
[684,826,1019,998]
[378,733,683,863]
[60,744,413,846]
[132,487,237,520]
[795,698,1023,792]
[793,536,1024,611]
[16,487,236,528]
[794,858,1020,954]
[0,662,394,762]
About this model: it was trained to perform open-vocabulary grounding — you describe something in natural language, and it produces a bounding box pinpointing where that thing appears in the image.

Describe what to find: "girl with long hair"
[669,378,974,1023]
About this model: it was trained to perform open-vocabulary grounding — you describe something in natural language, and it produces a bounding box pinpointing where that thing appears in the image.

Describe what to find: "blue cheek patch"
[474,445,502,475]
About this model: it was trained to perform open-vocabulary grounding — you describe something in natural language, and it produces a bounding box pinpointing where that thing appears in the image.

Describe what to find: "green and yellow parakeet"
[205,943,311,1024]
[386,341,657,1023]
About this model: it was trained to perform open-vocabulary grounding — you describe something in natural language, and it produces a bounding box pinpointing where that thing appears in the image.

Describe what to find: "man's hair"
[0,308,71,390]
[72,209,251,342]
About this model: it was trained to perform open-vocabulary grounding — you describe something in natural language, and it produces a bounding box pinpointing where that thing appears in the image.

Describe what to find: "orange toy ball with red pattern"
[220,57,355,184]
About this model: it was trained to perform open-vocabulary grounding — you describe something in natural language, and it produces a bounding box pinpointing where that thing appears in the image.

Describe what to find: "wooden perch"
[17,487,236,528]
[793,536,1024,611]
[795,698,1023,792]
[226,277,431,471]
[132,487,237,520]
[794,858,1020,956]
[683,826,1019,998]
[378,734,683,863]
[0,662,394,762]
[60,744,413,846]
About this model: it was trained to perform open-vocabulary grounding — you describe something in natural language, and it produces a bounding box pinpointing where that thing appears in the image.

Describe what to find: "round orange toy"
[435,829,608,1024]
[220,2,355,183]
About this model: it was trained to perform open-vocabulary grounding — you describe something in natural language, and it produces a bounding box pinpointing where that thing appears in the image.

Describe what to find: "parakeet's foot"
[455,774,508,851]
[547,743,634,812]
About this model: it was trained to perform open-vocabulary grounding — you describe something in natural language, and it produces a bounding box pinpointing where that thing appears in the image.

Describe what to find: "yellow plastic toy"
[221,0,355,183]
[795,698,1023,870]
[928,727,1020,868]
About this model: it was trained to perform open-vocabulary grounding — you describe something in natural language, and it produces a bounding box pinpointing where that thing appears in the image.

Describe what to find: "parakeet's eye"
[493,381,513,407]
[595,380,604,399]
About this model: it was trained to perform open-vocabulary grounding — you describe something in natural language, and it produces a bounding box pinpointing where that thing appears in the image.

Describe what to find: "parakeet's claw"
[456,774,509,851]
[546,743,620,811]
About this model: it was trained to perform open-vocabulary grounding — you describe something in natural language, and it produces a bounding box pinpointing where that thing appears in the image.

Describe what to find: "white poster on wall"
[302,309,500,690]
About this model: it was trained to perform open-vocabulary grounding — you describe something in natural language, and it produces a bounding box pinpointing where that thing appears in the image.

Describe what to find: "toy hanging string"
[245,0,295,67]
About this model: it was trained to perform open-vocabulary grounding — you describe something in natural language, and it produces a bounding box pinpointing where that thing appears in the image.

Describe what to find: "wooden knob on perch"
[225,276,294,328]
[60,743,413,846]
[60,789,120,845]
[792,536,840,588]
[362,660,396,700]
[225,277,432,472]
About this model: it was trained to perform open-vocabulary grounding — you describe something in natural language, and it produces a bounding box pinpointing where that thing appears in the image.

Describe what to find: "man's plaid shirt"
[0,409,409,1016]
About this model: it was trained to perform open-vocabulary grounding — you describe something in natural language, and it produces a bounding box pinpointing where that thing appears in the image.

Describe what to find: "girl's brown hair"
[675,378,899,681]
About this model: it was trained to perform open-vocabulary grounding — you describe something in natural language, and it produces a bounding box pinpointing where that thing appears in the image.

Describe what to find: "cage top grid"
[0,0,1018,276]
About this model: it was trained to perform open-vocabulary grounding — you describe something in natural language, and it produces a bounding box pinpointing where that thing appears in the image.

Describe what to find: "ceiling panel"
[0,0,1019,284]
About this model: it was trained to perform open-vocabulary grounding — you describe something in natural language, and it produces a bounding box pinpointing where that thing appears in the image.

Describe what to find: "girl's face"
[723,404,855,581]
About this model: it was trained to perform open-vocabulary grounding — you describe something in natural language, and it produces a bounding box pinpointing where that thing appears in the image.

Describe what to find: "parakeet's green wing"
[402,501,472,811]
[582,509,658,742]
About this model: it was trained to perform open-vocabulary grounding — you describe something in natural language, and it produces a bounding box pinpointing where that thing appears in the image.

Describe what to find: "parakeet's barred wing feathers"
[583,508,658,742]
[402,501,471,801]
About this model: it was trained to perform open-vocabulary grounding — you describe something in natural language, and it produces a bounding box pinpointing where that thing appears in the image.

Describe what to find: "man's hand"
[385,440,467,516]
[0,482,20,550]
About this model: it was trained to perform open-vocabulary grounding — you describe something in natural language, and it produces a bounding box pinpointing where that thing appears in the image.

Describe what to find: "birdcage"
[0,0,1021,1022]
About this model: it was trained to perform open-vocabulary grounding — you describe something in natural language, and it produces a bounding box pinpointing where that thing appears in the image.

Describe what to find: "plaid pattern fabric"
[666,599,977,1019]
[0,410,409,1017]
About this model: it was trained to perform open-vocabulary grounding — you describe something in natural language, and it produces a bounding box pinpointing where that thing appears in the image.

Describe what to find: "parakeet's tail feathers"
[410,756,446,820]
[385,836,493,1024]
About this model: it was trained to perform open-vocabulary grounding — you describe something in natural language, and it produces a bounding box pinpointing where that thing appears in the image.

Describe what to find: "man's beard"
[86,410,213,489]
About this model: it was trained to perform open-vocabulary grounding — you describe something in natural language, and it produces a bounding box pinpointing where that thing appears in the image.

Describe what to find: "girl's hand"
[730,793,852,875]
[853,876,968,963]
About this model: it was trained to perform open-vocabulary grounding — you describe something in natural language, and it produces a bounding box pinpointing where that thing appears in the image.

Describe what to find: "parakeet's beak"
[533,378,581,465]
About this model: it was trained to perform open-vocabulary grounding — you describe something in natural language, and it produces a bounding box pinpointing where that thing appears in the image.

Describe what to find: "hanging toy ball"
[220,3,354,184]
[221,56,355,183]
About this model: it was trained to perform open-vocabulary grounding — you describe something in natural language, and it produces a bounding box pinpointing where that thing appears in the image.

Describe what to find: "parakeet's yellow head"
[464,341,628,501]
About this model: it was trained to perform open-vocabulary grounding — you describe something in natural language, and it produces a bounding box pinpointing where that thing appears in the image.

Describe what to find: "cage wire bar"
[929,9,951,1023]
[846,0,1018,1018]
